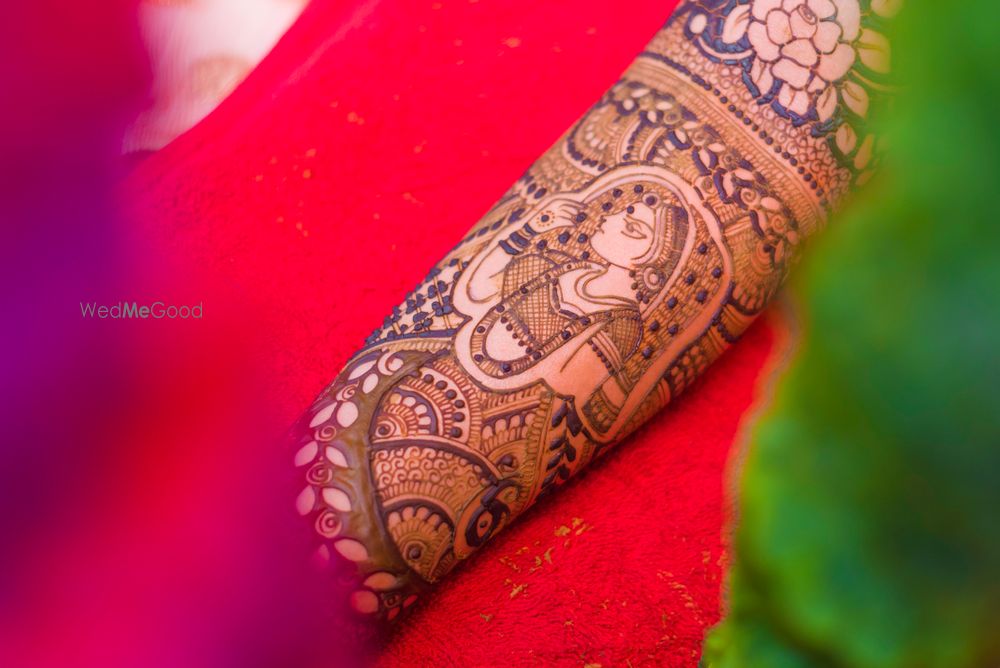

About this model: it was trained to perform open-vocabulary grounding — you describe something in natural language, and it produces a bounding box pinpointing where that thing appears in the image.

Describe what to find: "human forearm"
[292,0,892,622]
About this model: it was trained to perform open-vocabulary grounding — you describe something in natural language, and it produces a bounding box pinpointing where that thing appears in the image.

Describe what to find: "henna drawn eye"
[373,416,406,440]
[473,514,495,540]
[623,217,650,240]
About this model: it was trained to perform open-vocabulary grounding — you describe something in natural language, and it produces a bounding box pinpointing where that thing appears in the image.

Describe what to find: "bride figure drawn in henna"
[453,165,732,442]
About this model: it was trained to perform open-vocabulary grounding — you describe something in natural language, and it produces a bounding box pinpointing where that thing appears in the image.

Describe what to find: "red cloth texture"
[125,0,779,665]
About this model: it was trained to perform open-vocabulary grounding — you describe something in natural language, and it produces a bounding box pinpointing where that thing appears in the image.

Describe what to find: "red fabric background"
[124,0,779,665]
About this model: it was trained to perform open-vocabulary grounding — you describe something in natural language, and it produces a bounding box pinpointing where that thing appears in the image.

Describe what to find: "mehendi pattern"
[673,0,898,186]
[292,0,899,622]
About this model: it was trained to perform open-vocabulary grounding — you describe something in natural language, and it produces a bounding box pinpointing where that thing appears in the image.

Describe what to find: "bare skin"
[292,0,897,622]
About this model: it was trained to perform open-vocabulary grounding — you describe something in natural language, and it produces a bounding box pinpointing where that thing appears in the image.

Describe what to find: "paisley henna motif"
[292,0,899,622]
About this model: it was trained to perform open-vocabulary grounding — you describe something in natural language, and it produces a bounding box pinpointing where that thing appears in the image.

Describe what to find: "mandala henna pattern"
[292,0,899,622]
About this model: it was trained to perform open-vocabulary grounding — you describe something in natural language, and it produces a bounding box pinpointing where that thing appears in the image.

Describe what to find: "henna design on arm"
[292,0,899,622]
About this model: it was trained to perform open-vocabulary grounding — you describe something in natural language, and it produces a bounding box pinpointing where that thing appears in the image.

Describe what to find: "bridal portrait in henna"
[292,0,895,622]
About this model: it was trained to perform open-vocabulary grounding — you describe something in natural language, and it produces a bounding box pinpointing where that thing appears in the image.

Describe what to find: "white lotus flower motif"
[737,0,860,121]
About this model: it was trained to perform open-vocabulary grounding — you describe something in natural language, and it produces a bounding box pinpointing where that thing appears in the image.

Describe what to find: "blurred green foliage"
[702,1,1000,666]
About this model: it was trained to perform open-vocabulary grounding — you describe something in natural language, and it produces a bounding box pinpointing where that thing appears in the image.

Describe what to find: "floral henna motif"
[292,0,899,623]
[687,0,862,123]
[676,0,899,185]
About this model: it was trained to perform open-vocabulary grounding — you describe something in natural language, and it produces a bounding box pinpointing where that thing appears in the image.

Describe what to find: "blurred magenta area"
[1,2,330,666]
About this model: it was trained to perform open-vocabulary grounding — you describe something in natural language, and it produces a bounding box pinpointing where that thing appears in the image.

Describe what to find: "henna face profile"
[292,0,899,622]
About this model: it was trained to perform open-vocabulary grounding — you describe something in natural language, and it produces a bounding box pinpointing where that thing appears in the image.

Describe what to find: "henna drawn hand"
[529,197,582,233]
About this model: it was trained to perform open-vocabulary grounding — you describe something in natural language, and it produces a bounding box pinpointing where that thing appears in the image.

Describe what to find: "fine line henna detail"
[291,0,898,622]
